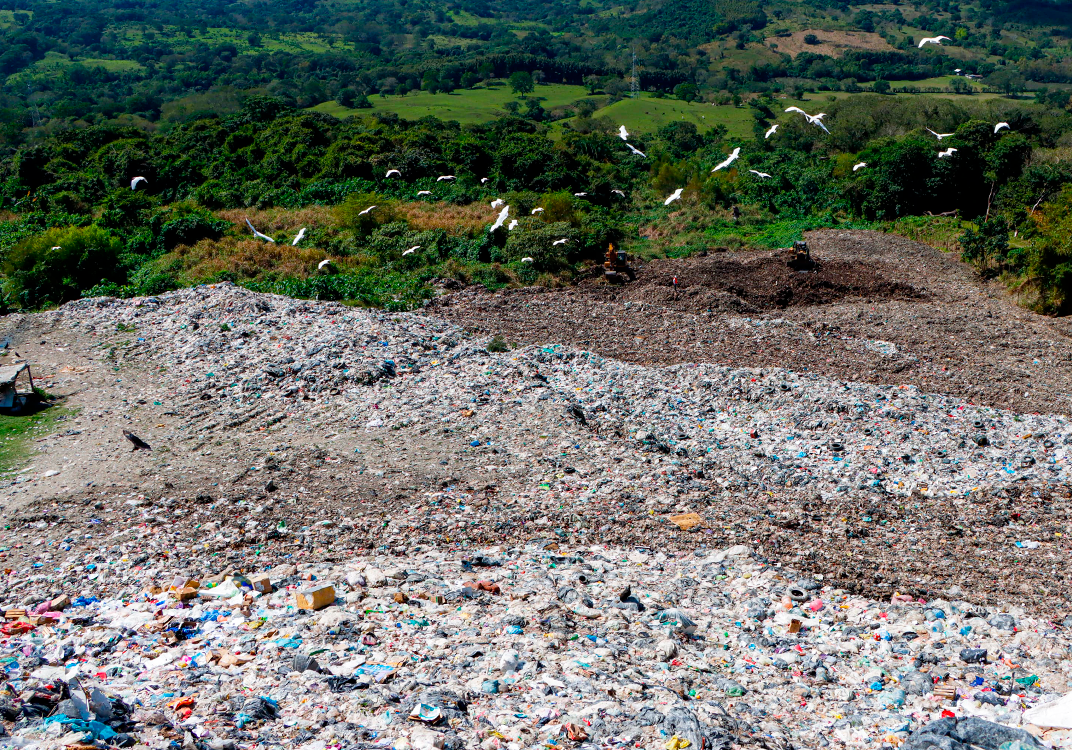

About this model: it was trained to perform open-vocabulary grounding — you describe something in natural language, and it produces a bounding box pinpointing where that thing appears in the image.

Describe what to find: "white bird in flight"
[531,207,544,214]
[749,170,771,179]
[664,188,683,205]
[785,107,829,133]
[611,189,625,196]
[417,190,432,196]
[385,169,401,178]
[437,175,455,182]
[853,162,868,172]
[359,205,377,216]
[618,125,629,141]
[317,259,331,270]
[994,122,1010,133]
[491,198,504,209]
[480,177,489,184]
[764,124,778,139]
[938,147,958,158]
[574,192,587,197]
[51,246,61,251]
[245,218,275,243]
[292,228,306,246]
[918,35,951,48]
[521,257,534,263]
[489,205,509,232]
[927,128,953,140]
[403,246,420,255]
[552,238,569,246]
[711,147,741,172]
[626,143,646,158]
[130,176,147,191]
[507,219,518,230]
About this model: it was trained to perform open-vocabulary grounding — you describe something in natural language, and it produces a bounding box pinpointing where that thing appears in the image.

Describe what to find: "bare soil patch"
[766,29,895,58]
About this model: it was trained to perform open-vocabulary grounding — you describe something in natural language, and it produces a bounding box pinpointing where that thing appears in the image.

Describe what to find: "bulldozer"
[603,244,636,283]
[786,240,816,272]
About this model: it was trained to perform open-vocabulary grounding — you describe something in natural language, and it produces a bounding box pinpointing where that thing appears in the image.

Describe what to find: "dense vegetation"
[4,0,1072,312]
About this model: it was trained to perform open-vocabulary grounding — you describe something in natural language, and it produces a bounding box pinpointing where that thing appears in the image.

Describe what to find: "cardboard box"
[295,584,336,611]
[250,574,273,594]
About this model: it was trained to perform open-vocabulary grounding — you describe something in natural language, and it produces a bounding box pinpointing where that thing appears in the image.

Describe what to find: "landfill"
[0,273,1068,747]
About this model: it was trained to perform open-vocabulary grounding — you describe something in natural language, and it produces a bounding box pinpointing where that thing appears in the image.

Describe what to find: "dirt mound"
[581,252,921,311]
[432,230,1072,415]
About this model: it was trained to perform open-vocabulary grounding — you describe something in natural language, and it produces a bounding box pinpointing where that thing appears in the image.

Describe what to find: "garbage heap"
[0,544,1070,750]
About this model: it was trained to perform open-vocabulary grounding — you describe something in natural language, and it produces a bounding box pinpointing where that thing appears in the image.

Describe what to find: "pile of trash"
[59,284,1071,501]
[0,544,1070,750]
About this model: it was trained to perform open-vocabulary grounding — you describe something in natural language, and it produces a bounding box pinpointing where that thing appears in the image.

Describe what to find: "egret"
[491,198,504,209]
[938,147,958,158]
[292,227,306,246]
[626,143,646,158]
[927,128,953,140]
[918,35,951,48]
[317,259,332,270]
[437,175,455,182]
[50,246,61,251]
[764,124,778,139]
[489,205,509,232]
[385,169,401,178]
[417,190,432,196]
[245,218,275,242]
[994,122,1010,133]
[358,205,377,216]
[552,238,569,246]
[748,170,771,179]
[521,257,534,263]
[611,189,625,196]
[130,176,148,191]
[664,188,683,205]
[853,162,868,172]
[480,177,489,184]
[403,246,420,255]
[711,147,741,172]
[507,219,518,230]
[618,125,629,140]
[574,192,587,197]
[785,107,829,133]
[531,207,544,214]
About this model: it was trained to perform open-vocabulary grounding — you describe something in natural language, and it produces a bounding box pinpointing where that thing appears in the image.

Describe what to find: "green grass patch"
[557,93,755,138]
[313,84,591,124]
[0,405,76,475]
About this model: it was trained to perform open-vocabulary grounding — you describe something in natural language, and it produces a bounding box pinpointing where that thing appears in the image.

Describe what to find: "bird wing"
[489,206,509,231]
[417,190,431,195]
[853,162,867,171]
[618,125,629,140]
[292,228,306,246]
[627,144,646,157]
[507,220,518,230]
[318,258,331,269]
[130,176,146,190]
[785,107,806,115]
[765,124,778,138]
[386,169,400,177]
[663,189,682,205]
[995,122,1010,133]
[814,120,830,134]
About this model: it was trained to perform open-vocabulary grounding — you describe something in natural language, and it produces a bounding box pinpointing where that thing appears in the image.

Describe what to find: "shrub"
[3,225,124,308]
[334,193,397,236]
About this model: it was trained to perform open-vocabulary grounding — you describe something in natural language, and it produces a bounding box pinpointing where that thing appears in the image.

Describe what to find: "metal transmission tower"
[630,49,639,98]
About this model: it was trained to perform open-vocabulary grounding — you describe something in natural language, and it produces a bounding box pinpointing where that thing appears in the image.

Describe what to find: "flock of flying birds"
[120,37,1009,264]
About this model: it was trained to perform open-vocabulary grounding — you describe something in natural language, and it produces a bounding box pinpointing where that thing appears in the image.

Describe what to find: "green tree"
[461,71,480,89]
[508,71,535,97]
[673,83,698,102]
[873,79,891,94]
[3,226,125,309]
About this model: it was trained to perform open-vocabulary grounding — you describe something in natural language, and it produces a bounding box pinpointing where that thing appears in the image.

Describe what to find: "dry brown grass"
[164,237,332,282]
[0,211,16,223]
[395,201,496,235]
[215,206,336,233]
[764,30,894,58]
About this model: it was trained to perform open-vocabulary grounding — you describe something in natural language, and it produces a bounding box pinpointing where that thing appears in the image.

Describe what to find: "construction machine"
[786,240,815,271]
[603,244,636,282]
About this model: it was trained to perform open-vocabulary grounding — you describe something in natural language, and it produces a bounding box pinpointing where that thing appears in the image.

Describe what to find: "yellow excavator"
[603,244,636,283]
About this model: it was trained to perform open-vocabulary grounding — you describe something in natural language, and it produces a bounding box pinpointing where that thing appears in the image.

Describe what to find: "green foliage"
[2,225,124,308]
[334,193,397,236]
[508,71,535,98]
